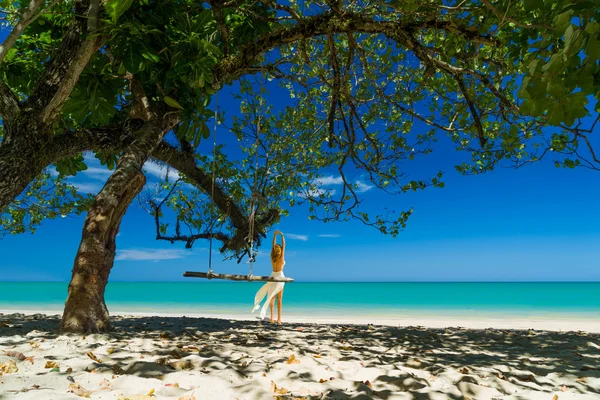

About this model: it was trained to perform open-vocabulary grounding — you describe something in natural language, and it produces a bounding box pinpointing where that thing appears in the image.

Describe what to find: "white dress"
[251,263,285,319]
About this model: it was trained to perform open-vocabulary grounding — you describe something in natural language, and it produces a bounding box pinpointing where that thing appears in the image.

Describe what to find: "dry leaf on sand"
[68,383,91,398]
[107,347,116,355]
[0,360,18,373]
[87,352,101,363]
[552,395,559,400]
[561,385,568,392]
[4,350,27,360]
[364,380,373,389]
[45,361,59,369]
[270,381,290,394]
[286,354,300,364]
[99,378,111,388]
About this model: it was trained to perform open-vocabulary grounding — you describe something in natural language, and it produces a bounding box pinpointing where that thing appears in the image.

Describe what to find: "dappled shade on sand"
[0,313,599,399]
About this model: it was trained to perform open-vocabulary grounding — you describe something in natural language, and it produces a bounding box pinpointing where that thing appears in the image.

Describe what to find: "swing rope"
[247,76,263,280]
[207,87,219,278]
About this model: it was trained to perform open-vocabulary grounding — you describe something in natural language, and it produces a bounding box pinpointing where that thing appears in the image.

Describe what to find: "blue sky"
[1,80,599,282]
[1,19,600,283]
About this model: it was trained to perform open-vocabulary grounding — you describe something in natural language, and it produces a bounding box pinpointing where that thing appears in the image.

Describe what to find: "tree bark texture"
[60,116,176,333]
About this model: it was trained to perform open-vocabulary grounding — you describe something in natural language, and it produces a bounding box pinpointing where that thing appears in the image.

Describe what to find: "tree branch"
[24,0,104,124]
[0,0,53,65]
[454,74,487,148]
[0,78,19,123]
[151,141,280,253]
[480,0,556,31]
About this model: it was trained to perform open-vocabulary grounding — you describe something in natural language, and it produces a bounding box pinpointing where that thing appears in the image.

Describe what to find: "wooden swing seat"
[184,271,294,282]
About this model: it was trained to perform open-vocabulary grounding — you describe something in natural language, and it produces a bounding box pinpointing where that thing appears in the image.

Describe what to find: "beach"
[1,312,599,399]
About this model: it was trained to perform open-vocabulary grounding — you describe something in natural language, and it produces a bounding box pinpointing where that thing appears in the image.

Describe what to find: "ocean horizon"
[1,282,599,320]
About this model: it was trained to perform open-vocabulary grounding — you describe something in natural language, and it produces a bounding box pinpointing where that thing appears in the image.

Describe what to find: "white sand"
[1,312,599,399]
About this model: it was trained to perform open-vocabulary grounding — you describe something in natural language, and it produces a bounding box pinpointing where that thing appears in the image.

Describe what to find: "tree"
[1,0,598,332]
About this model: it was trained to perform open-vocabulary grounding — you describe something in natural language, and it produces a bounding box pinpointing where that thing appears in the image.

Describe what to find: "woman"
[251,230,286,323]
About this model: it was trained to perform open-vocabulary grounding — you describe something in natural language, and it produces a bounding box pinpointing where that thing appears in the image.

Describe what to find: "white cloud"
[355,180,374,193]
[48,167,59,177]
[297,188,335,199]
[314,175,343,186]
[72,181,104,194]
[318,234,341,238]
[144,161,181,181]
[83,167,113,180]
[286,233,309,241]
[115,248,189,261]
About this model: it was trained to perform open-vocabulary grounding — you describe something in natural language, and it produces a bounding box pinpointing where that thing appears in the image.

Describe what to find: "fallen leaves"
[44,361,59,369]
[319,377,335,383]
[29,341,41,349]
[270,381,289,394]
[364,380,373,389]
[459,367,469,374]
[86,352,102,363]
[107,347,116,355]
[68,383,91,398]
[3,350,34,364]
[4,350,26,360]
[0,360,18,373]
[286,354,300,365]
[577,377,587,383]
[552,395,559,400]
[100,378,111,388]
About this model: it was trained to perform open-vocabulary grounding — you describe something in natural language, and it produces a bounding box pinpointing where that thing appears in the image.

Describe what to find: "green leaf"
[123,43,145,73]
[200,122,210,139]
[524,0,543,12]
[106,0,134,24]
[164,96,184,110]
[586,34,600,60]
[585,22,600,35]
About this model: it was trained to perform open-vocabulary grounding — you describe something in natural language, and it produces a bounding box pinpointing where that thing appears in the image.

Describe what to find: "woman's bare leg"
[269,297,275,323]
[277,290,283,324]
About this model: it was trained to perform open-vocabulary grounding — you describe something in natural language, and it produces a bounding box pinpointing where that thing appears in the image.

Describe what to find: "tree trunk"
[60,167,145,332]
[61,117,174,333]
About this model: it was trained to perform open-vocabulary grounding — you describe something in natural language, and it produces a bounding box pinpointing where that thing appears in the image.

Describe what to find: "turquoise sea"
[0,282,599,319]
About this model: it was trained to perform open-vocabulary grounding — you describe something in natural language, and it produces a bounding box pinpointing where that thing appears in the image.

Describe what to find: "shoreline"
[2,308,600,333]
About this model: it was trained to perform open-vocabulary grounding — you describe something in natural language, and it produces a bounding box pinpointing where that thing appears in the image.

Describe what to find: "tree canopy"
[0,0,599,253]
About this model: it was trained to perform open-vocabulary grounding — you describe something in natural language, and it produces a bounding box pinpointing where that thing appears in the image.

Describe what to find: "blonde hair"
[271,244,282,263]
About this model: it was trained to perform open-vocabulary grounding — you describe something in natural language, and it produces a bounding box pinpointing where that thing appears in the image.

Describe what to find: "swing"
[183,81,294,284]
